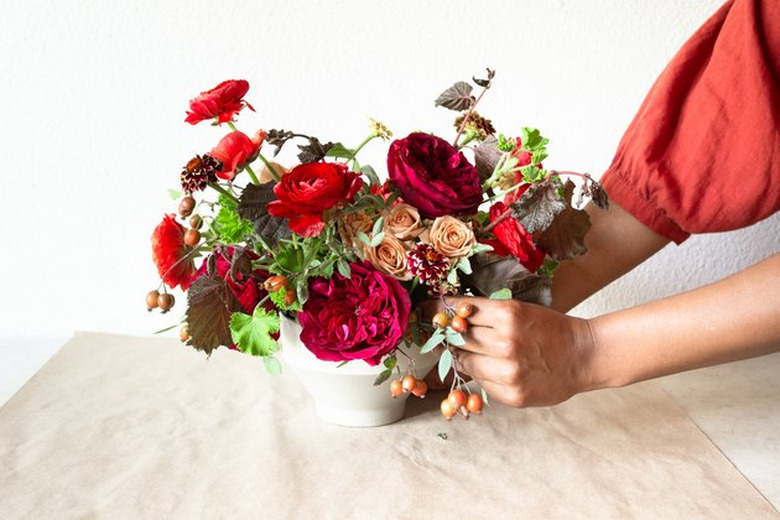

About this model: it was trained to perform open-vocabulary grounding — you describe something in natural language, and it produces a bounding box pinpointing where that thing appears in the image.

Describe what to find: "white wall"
[1,0,777,337]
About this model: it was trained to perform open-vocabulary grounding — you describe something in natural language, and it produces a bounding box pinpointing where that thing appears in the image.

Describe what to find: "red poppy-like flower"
[193,249,266,314]
[298,261,410,366]
[210,131,259,181]
[151,214,196,290]
[387,132,482,219]
[488,202,546,272]
[267,162,363,238]
[185,79,252,125]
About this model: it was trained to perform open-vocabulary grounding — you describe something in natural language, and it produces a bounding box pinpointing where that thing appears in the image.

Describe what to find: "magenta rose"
[387,132,483,218]
[298,261,411,366]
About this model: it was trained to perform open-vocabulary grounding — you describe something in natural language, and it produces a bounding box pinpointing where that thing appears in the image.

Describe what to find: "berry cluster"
[390,375,427,399]
[263,275,296,306]
[440,388,483,420]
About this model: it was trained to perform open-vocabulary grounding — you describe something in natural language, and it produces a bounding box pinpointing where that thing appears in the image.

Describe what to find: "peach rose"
[428,216,476,259]
[364,234,412,280]
[384,203,424,241]
[338,210,374,251]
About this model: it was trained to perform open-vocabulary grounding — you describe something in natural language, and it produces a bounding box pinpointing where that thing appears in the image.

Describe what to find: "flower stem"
[453,85,490,148]
[244,164,260,185]
[351,134,376,159]
[209,182,239,204]
[227,121,239,132]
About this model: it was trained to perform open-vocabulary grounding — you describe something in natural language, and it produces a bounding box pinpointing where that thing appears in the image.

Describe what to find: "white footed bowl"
[280,317,438,427]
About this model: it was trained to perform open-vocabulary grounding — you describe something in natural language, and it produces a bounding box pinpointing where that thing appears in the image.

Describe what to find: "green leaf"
[438,349,453,382]
[470,243,494,255]
[373,368,392,386]
[481,387,490,406]
[215,194,254,244]
[457,257,472,275]
[447,268,458,285]
[337,258,352,278]
[186,276,242,355]
[489,288,512,300]
[269,287,302,312]
[445,331,465,347]
[325,142,355,159]
[263,356,283,376]
[229,306,281,357]
[369,231,385,247]
[520,127,549,155]
[372,216,385,237]
[360,165,381,186]
[168,188,182,200]
[420,329,446,354]
[356,231,371,246]
[383,354,397,370]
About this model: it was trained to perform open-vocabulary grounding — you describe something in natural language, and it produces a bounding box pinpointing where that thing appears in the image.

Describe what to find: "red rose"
[151,214,196,290]
[298,261,411,366]
[185,79,252,125]
[210,131,260,181]
[387,133,482,219]
[488,202,546,272]
[267,162,363,238]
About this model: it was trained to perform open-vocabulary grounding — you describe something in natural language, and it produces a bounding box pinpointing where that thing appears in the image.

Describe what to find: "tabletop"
[0,332,778,519]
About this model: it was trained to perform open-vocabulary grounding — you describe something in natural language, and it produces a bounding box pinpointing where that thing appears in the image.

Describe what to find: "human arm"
[424,252,780,407]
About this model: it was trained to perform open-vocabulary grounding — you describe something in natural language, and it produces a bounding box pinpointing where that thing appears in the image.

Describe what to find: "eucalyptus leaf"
[420,329,446,354]
[489,288,512,300]
[356,231,371,246]
[457,257,472,275]
[447,268,458,285]
[337,258,352,278]
[445,332,466,347]
[373,368,392,386]
[372,216,385,237]
[369,231,385,247]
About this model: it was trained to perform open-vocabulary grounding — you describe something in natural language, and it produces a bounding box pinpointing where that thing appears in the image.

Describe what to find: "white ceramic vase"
[280,317,438,427]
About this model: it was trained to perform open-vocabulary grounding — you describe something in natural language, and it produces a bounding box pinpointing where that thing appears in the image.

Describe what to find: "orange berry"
[456,301,474,318]
[432,312,449,329]
[440,399,457,419]
[390,380,403,398]
[402,375,417,393]
[460,405,470,419]
[450,315,468,333]
[146,290,160,310]
[411,380,428,398]
[448,389,467,408]
[264,275,290,292]
[284,289,296,306]
[157,293,175,313]
[467,393,484,415]
[180,325,190,343]
[184,228,201,247]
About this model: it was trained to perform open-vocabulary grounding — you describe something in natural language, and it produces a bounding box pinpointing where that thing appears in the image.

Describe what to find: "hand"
[421,297,597,407]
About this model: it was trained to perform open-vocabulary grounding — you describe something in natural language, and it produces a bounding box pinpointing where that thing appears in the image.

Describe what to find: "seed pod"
[184,228,201,247]
[189,214,203,230]
[157,293,175,313]
[179,196,196,218]
[146,290,160,311]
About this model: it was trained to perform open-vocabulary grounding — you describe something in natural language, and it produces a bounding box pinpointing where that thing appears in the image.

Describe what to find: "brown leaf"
[237,183,291,247]
[434,81,474,111]
[185,275,241,355]
[510,182,566,234]
[462,253,551,306]
[473,136,501,184]
[537,180,591,261]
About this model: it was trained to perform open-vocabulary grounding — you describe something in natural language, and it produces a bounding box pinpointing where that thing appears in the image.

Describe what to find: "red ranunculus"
[298,261,410,366]
[185,79,252,125]
[267,162,363,238]
[151,214,196,290]
[193,249,266,314]
[505,137,541,205]
[210,131,260,181]
[489,202,546,272]
[387,132,482,219]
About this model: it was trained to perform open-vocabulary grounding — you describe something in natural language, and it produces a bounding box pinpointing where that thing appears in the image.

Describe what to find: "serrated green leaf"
[269,287,302,312]
[445,331,466,347]
[373,368,392,386]
[369,231,385,247]
[489,288,512,300]
[438,349,453,382]
[168,188,182,200]
[263,356,282,376]
[420,329,446,354]
[229,306,281,357]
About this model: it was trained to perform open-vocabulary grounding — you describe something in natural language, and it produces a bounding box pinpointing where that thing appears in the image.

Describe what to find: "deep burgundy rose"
[298,261,411,366]
[267,162,363,238]
[387,132,482,219]
[151,214,196,290]
[488,202,546,272]
[210,131,259,181]
[185,79,252,125]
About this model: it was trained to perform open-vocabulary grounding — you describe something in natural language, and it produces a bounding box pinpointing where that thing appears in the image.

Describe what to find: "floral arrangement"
[147,70,608,418]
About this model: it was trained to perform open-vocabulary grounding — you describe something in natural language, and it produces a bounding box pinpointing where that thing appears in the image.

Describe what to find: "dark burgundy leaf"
[186,275,241,355]
[537,180,591,261]
[230,247,252,283]
[473,136,501,184]
[584,175,609,209]
[462,253,551,306]
[237,182,291,247]
[510,182,566,234]
[472,68,495,88]
[265,129,295,157]
[434,81,475,111]
[297,137,334,164]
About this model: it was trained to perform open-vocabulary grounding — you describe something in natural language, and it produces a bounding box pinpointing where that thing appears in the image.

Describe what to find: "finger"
[455,349,518,386]
[471,378,524,408]
[420,296,519,328]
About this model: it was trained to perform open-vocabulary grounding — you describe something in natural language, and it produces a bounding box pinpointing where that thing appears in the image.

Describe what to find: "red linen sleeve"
[600,0,780,244]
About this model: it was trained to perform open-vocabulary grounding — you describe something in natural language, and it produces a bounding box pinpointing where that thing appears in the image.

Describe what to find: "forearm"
[584,252,780,390]
[550,201,669,313]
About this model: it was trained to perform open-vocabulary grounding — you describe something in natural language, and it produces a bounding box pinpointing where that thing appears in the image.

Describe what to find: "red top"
[601,0,780,243]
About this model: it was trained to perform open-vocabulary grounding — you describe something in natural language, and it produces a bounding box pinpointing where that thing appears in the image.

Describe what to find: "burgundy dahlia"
[180,154,221,194]
[407,243,449,288]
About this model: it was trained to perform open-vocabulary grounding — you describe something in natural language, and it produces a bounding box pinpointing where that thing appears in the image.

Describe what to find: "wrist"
[574,316,625,393]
